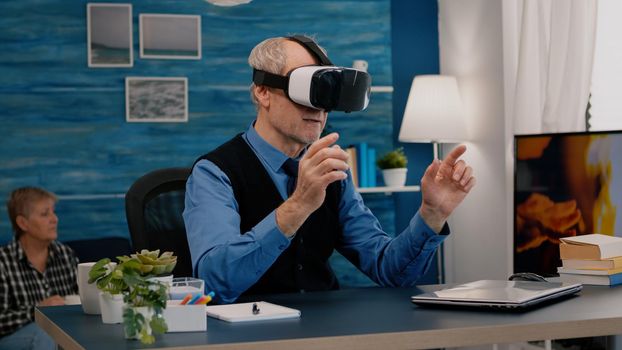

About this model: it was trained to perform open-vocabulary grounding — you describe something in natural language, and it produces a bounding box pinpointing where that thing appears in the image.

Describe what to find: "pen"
[197,291,216,305]
[179,293,193,305]
[187,294,202,305]
[196,296,210,305]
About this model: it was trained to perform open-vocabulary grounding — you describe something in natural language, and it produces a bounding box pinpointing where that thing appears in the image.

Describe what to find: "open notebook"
[411,280,582,310]
[206,301,301,322]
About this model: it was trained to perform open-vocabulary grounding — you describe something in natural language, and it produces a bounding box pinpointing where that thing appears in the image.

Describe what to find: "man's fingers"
[459,166,473,186]
[305,146,349,169]
[452,160,466,181]
[315,158,349,175]
[437,145,467,180]
[305,132,340,159]
[320,170,348,186]
[442,144,467,167]
[424,159,441,179]
[462,176,476,192]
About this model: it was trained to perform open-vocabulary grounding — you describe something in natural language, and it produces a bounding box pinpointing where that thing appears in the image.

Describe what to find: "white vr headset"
[252,35,371,113]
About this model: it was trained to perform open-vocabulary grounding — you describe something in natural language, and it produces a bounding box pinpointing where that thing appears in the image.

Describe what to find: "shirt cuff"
[411,212,450,248]
[252,210,291,256]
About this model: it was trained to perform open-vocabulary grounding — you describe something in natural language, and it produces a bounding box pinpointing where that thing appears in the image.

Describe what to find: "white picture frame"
[125,77,188,123]
[139,14,202,60]
[87,3,133,68]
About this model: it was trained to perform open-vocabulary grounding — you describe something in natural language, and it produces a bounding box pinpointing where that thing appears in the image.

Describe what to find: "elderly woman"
[0,187,78,350]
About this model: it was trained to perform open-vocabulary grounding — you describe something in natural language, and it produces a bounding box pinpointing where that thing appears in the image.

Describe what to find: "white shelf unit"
[357,185,420,194]
[370,86,393,93]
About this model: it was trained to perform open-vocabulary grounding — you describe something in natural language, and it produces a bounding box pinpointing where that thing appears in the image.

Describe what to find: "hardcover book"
[559,272,622,286]
[562,257,622,270]
[557,266,622,275]
[559,234,622,260]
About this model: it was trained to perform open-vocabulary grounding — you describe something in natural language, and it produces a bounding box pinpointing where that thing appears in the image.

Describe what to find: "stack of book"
[345,143,377,188]
[557,234,622,286]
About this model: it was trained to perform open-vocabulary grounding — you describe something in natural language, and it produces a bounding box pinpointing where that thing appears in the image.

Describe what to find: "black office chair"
[125,167,193,277]
[65,237,133,263]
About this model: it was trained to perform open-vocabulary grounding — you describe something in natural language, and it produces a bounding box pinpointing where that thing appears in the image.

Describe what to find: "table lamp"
[398,75,467,283]
[398,75,467,159]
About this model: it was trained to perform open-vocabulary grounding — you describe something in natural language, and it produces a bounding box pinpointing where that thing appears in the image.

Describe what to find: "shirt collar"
[10,239,27,262]
[244,121,291,172]
[11,238,59,262]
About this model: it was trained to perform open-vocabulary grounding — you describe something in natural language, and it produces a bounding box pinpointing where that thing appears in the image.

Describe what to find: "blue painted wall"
[0,0,440,286]
[391,0,440,284]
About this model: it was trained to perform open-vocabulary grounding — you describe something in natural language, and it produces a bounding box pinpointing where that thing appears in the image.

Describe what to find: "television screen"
[514,131,622,276]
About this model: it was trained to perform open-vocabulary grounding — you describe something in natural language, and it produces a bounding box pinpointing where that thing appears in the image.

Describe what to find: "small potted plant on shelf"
[376,147,408,187]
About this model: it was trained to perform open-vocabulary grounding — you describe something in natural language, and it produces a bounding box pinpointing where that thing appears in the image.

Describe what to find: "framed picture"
[87,3,133,67]
[139,14,202,60]
[125,77,188,123]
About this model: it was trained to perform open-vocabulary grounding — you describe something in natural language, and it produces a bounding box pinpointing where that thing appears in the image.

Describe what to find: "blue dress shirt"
[183,123,449,303]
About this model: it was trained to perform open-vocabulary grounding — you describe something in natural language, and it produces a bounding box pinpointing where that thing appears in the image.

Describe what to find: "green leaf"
[150,314,168,335]
[87,258,110,284]
[377,147,408,169]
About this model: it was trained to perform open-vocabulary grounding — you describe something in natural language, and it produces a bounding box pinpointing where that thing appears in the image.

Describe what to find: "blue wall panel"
[391,0,441,284]
[0,0,401,287]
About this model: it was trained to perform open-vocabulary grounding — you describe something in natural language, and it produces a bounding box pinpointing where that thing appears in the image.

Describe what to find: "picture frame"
[87,3,133,68]
[139,14,202,60]
[125,77,188,123]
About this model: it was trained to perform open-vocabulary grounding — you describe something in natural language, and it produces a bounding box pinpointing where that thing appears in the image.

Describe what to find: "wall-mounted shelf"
[370,86,393,93]
[357,185,420,194]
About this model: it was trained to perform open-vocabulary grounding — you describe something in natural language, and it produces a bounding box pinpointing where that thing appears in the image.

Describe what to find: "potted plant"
[88,250,177,324]
[88,258,130,324]
[122,276,169,344]
[376,147,408,187]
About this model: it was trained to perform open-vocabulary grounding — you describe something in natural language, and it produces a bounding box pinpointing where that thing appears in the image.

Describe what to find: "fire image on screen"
[514,131,622,276]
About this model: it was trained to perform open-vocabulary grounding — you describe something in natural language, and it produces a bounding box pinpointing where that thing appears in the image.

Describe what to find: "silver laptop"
[411,280,582,309]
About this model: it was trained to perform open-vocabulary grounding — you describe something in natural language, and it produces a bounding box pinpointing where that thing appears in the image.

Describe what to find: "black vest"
[196,134,342,295]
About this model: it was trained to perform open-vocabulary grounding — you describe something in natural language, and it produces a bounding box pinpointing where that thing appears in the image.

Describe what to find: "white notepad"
[206,301,301,322]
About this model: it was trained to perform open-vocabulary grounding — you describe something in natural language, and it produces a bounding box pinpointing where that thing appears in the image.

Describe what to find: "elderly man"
[183,35,475,304]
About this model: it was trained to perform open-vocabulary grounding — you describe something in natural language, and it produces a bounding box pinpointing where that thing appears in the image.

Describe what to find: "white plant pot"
[77,262,101,315]
[148,275,174,295]
[381,168,408,187]
[98,292,124,324]
[124,306,155,340]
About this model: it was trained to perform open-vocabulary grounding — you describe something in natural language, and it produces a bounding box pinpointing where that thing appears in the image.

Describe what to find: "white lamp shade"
[398,75,467,143]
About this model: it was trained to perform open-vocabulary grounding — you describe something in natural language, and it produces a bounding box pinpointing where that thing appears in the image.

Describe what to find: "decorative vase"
[382,168,408,187]
[98,292,124,324]
[77,262,101,315]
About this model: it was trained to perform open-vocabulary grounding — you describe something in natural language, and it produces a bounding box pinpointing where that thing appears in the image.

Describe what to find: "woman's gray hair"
[248,35,326,110]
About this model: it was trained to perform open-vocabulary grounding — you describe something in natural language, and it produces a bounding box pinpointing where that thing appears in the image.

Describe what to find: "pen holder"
[162,300,207,332]
[169,277,204,300]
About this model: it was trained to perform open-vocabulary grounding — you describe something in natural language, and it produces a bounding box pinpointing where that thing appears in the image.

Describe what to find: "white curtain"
[589,0,622,131]
[504,0,598,134]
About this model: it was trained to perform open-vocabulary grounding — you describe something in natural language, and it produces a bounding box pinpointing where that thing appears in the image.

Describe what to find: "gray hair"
[248,35,326,109]
[248,37,288,109]
[7,187,57,239]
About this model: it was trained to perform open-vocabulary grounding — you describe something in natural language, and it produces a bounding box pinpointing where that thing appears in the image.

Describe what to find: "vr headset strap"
[253,69,288,90]
[288,35,333,66]
[252,35,331,91]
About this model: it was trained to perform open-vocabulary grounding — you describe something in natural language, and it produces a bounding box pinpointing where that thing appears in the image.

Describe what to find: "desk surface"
[36,284,622,350]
